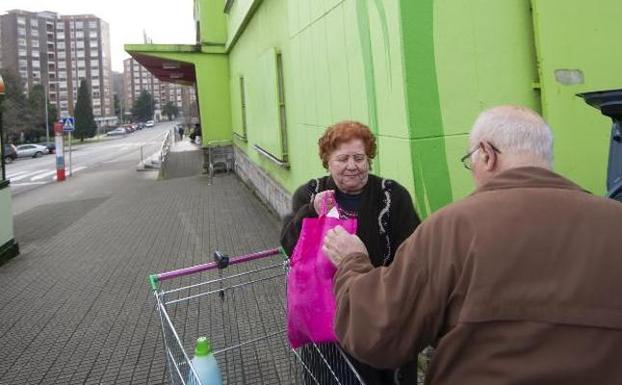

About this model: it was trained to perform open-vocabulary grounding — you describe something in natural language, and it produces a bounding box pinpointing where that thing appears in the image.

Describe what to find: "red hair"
[318,121,376,169]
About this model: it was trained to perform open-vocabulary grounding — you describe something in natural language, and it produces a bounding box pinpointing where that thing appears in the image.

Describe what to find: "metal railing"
[138,130,173,170]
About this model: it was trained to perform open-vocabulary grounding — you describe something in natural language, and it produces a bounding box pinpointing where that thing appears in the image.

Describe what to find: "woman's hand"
[312,190,335,215]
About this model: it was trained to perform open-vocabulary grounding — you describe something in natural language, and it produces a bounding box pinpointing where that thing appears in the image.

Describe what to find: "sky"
[0,0,195,72]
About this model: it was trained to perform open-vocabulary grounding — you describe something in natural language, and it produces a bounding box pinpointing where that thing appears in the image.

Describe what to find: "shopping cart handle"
[214,250,230,269]
[149,247,284,290]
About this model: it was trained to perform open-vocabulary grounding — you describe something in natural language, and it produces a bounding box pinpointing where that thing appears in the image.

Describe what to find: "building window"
[75,21,84,28]
[89,21,98,29]
[32,40,39,48]
[57,32,65,40]
[276,52,289,161]
[17,17,26,25]
[30,19,39,27]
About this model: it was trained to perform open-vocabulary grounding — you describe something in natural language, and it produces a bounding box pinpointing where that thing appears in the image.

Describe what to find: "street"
[6,122,174,195]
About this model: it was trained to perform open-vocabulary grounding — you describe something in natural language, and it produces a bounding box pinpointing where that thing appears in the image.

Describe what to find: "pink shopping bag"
[287,200,357,348]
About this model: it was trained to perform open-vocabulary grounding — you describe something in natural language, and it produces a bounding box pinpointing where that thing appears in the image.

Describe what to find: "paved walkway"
[0,143,287,384]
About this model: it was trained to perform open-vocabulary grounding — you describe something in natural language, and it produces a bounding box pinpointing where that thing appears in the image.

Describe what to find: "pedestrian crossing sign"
[62,117,75,132]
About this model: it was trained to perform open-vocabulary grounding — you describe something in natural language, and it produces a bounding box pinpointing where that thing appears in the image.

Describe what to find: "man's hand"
[322,226,368,266]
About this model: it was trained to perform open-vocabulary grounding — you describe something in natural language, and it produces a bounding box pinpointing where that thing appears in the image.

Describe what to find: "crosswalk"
[7,167,87,185]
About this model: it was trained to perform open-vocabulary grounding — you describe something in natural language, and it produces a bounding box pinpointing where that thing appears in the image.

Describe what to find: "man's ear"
[481,142,497,171]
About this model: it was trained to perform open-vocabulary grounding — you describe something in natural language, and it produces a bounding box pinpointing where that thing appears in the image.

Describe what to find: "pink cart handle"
[149,247,283,289]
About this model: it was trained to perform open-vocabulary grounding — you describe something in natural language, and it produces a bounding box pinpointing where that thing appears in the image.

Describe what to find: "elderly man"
[323,105,622,384]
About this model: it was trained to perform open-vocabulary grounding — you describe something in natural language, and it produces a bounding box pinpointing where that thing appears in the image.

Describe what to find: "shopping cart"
[149,247,366,385]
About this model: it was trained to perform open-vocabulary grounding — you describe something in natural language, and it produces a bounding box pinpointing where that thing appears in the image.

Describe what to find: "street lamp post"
[44,85,49,146]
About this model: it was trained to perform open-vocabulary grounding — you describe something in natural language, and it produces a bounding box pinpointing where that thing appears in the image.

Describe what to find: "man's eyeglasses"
[460,142,501,170]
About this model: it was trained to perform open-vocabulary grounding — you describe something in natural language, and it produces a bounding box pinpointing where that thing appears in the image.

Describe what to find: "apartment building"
[0,10,56,92]
[0,10,116,127]
[123,57,195,121]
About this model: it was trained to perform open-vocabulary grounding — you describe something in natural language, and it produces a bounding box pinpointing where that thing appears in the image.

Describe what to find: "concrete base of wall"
[233,146,292,220]
[0,239,19,266]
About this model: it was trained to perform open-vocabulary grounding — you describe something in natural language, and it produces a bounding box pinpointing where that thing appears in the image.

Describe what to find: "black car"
[3,144,17,164]
[38,142,56,154]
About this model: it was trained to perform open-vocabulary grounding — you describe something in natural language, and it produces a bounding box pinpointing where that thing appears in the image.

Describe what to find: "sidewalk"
[0,142,283,384]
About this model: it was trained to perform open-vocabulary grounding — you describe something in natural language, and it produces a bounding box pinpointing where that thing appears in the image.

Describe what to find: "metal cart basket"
[149,248,366,385]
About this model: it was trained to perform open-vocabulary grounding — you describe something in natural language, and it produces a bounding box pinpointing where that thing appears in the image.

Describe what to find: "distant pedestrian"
[179,126,185,139]
[194,124,202,144]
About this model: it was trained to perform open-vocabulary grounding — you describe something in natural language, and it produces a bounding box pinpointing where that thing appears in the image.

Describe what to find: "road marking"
[6,171,27,179]
[10,181,46,186]
[31,170,58,181]
[10,172,42,182]
[30,170,55,181]
[53,166,86,180]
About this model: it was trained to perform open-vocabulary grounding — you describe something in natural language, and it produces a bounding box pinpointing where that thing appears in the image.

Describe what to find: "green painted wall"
[227,0,419,206]
[0,188,13,246]
[531,0,622,195]
[196,0,228,44]
[397,0,543,216]
[162,0,618,218]
[125,46,233,144]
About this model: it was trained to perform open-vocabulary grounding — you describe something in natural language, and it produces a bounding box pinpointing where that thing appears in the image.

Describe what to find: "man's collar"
[473,167,589,195]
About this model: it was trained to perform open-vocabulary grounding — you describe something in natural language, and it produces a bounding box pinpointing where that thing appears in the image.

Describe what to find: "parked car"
[137,122,145,129]
[38,142,56,154]
[145,120,155,128]
[15,144,49,158]
[106,127,127,136]
[3,144,17,164]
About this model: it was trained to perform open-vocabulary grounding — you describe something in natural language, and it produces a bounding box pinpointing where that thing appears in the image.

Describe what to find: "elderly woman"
[281,121,421,384]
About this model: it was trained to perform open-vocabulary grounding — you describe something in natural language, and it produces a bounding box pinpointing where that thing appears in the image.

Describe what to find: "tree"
[131,90,154,122]
[27,84,47,142]
[73,79,97,142]
[0,70,29,143]
[113,94,121,121]
[48,103,58,132]
[162,101,179,121]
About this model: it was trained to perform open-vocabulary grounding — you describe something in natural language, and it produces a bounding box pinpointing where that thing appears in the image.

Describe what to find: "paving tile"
[0,148,296,384]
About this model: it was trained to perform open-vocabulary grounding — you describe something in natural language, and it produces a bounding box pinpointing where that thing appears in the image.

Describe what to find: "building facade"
[0,10,116,127]
[126,0,622,219]
[123,57,195,122]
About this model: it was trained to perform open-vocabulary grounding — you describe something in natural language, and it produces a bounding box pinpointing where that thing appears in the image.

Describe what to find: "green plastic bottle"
[187,337,222,385]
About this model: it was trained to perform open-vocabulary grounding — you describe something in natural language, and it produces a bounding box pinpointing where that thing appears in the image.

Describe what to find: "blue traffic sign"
[62,117,75,132]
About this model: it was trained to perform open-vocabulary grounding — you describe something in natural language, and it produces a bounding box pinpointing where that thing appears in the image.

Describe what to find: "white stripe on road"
[31,170,58,181]
[6,171,28,179]
[10,172,42,182]
[9,181,46,186]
